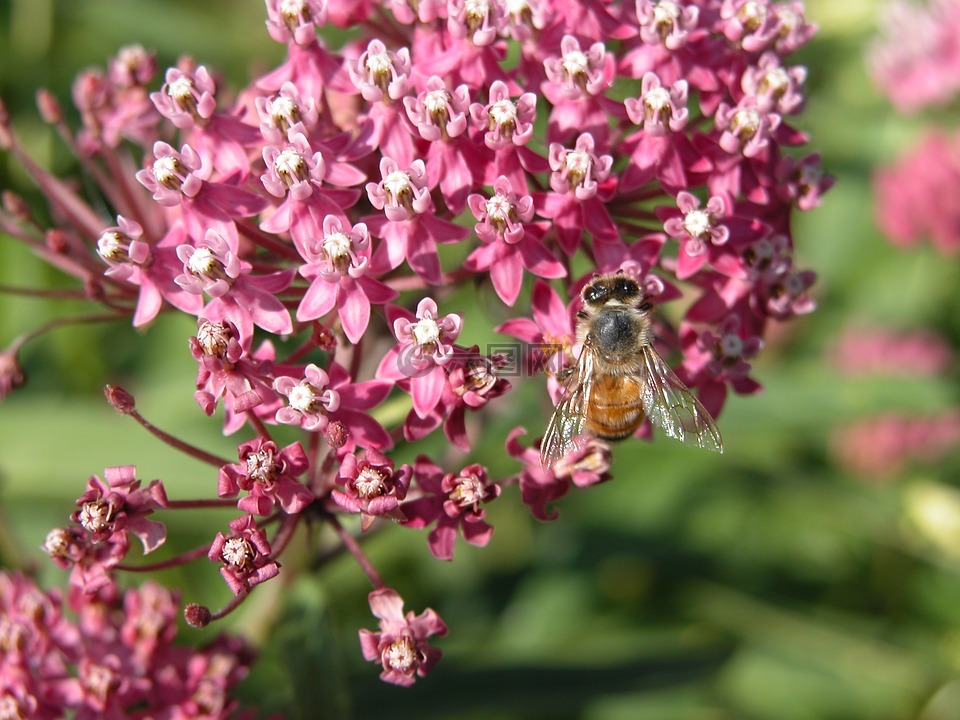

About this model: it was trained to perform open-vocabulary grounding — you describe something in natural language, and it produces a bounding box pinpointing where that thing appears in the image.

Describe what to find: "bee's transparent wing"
[540,348,595,469]
[639,346,723,453]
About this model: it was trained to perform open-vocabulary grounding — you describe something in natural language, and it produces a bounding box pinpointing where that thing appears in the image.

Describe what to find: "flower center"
[564,150,591,186]
[43,529,72,558]
[488,99,518,132]
[274,148,310,187]
[652,0,681,36]
[246,449,279,485]
[561,50,589,77]
[196,321,232,358]
[683,209,712,238]
[759,67,789,98]
[485,194,515,233]
[464,0,491,32]
[79,500,112,533]
[323,231,353,273]
[187,247,226,279]
[270,96,301,132]
[411,317,441,351]
[739,1,767,30]
[83,663,119,703]
[731,108,760,139]
[385,636,418,674]
[153,155,187,191]
[355,466,387,498]
[97,231,131,263]
[280,0,310,28]
[221,537,253,567]
[167,76,198,114]
[720,334,744,357]
[450,474,485,507]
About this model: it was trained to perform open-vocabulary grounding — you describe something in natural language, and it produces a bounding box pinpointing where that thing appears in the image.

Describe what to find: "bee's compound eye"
[614,278,639,297]
[583,283,606,304]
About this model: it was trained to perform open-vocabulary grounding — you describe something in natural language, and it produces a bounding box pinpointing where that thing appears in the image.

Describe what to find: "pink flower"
[274,362,392,449]
[401,458,500,560]
[332,448,412,530]
[97,216,203,326]
[71,465,168,554]
[296,215,397,343]
[543,35,612,99]
[189,318,278,423]
[265,0,329,45]
[383,298,462,418]
[348,39,413,103]
[175,229,295,339]
[469,80,537,150]
[149,65,217,129]
[255,81,320,145]
[274,363,342,432]
[359,587,447,687]
[506,428,611,521]
[218,438,314,515]
[829,326,954,378]
[548,132,612,200]
[465,175,564,305]
[208,515,280,595]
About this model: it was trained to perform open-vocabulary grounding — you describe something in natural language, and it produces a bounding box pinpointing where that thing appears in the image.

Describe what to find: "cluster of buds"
[0,0,827,698]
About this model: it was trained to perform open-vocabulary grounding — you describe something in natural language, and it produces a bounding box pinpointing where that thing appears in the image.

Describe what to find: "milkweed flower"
[0,0,828,693]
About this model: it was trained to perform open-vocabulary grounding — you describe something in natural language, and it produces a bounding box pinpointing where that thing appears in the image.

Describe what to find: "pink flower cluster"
[832,411,960,481]
[0,571,253,719]
[874,130,960,254]
[868,0,960,113]
[0,0,827,689]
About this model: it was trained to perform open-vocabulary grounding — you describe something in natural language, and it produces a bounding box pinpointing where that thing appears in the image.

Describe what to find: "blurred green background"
[3,1,960,718]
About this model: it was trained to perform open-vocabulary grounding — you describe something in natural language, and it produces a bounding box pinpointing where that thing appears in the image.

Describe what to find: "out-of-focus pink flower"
[830,326,954,377]
[875,130,960,254]
[358,587,446,686]
[832,411,960,481]
[868,0,960,113]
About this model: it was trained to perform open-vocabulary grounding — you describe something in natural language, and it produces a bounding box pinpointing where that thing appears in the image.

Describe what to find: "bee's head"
[582,273,642,306]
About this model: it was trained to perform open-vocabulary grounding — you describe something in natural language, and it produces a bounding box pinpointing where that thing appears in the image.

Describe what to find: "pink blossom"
[71,465,168,555]
[208,515,280,595]
[469,80,537,150]
[636,0,700,50]
[265,0,329,45]
[832,411,960,481]
[543,35,612,99]
[332,448,412,530]
[150,65,217,129]
[255,81,320,145]
[96,217,201,327]
[506,428,611,521]
[465,175,564,305]
[296,215,397,342]
[218,438,314,515]
[274,363,342,431]
[401,458,500,560]
[359,587,446,686]
[189,318,279,423]
[381,298,462,419]
[348,39,412,103]
[175,229,295,339]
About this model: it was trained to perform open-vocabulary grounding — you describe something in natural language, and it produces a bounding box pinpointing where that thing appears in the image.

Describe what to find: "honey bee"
[540,272,722,468]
